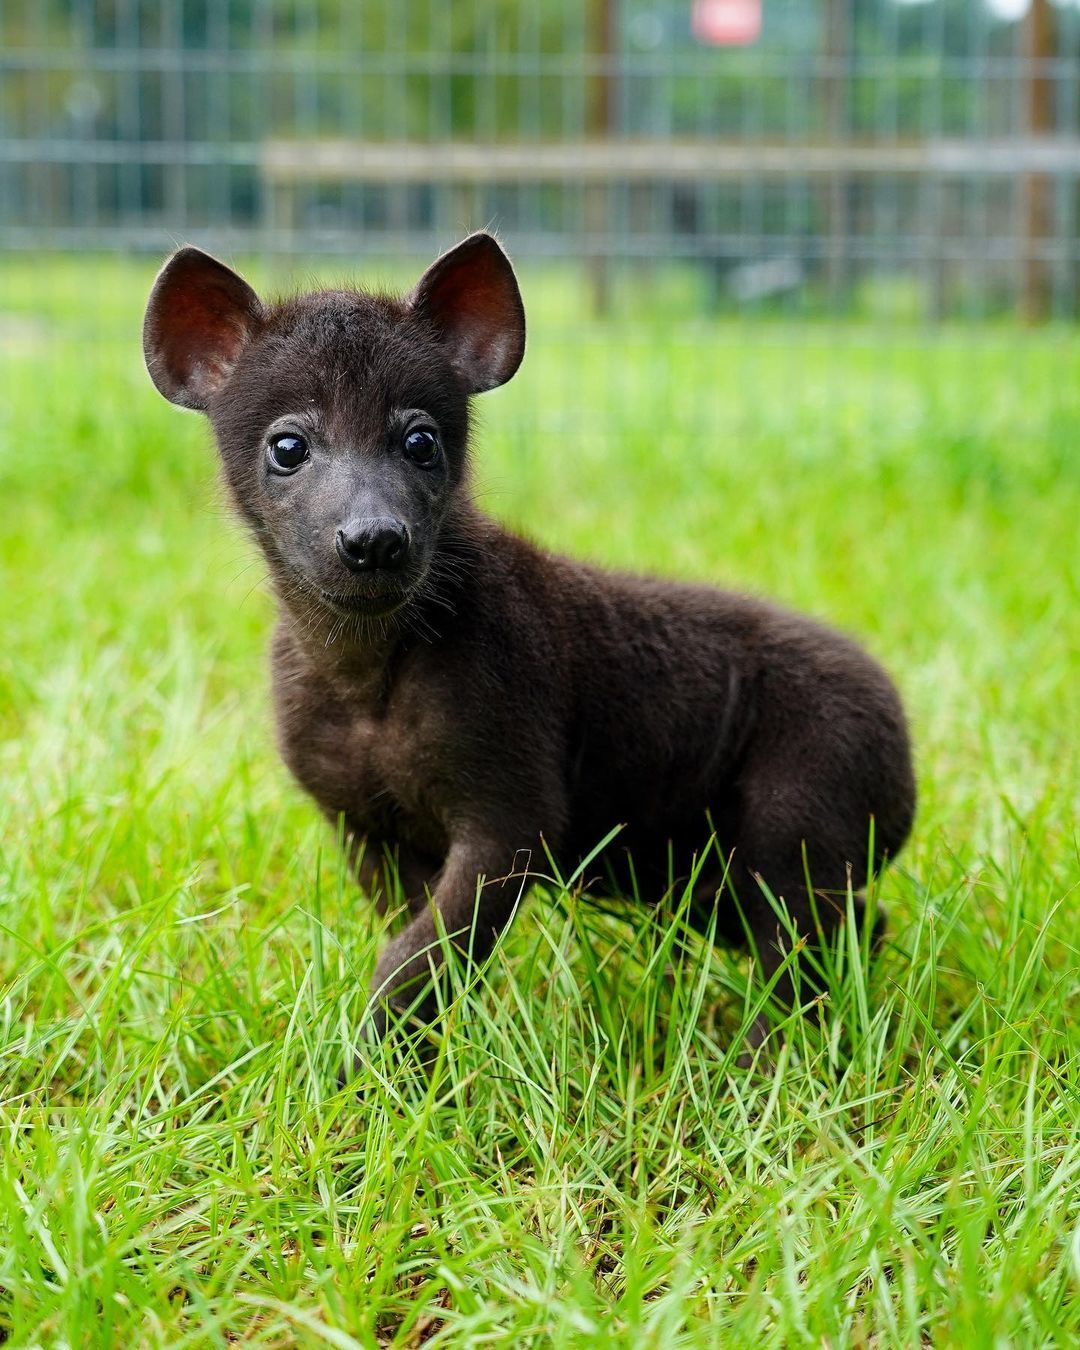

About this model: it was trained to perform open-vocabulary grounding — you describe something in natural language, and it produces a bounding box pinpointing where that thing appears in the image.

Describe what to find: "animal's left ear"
[408,232,525,394]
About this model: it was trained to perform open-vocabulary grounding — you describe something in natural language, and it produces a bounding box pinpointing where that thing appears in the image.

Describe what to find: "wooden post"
[1021,0,1055,323]
[823,0,851,309]
[586,0,616,315]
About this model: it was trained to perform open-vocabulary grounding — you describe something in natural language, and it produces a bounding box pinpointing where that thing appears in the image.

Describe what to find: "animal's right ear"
[142,247,263,411]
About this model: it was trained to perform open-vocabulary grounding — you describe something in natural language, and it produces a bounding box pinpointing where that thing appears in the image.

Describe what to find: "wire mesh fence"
[3,0,1080,475]
[4,0,1080,316]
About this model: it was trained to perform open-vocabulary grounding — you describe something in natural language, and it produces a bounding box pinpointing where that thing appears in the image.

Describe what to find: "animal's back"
[474,528,914,884]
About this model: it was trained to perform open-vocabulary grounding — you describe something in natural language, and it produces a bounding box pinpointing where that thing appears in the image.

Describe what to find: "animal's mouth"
[318,588,410,619]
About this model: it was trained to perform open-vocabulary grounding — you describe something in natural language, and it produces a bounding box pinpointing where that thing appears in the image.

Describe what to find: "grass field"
[1,258,1078,1346]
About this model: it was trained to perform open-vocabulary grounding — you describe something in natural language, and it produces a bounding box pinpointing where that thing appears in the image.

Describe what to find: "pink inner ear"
[144,249,261,409]
[431,264,514,362]
[159,279,252,399]
[411,234,525,394]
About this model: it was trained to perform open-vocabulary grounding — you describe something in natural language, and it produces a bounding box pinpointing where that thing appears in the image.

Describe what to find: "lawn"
[1,257,1078,1346]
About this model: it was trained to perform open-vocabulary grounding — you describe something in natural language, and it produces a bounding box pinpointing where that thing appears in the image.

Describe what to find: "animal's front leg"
[345,829,442,919]
[363,831,534,1043]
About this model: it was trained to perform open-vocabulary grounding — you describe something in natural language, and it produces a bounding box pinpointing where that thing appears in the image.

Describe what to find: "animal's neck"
[276,595,403,696]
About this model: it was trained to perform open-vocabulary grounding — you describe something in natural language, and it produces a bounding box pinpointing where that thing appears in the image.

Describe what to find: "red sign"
[692,0,762,47]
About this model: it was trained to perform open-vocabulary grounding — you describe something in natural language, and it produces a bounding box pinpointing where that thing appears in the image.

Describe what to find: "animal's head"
[143,233,525,621]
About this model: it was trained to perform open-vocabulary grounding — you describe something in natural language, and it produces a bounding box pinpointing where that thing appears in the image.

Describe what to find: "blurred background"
[4,0,1080,325]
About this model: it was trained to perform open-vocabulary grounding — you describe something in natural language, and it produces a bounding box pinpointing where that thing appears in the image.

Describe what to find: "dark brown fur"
[143,233,915,1055]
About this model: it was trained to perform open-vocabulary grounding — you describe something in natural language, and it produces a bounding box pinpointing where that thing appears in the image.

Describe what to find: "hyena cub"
[143,233,915,1055]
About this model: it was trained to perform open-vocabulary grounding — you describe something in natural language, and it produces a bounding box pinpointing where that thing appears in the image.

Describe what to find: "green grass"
[1,257,1078,1347]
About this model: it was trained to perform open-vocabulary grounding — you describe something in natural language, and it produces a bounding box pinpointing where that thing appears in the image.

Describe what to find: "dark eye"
[403,428,440,467]
[266,433,309,475]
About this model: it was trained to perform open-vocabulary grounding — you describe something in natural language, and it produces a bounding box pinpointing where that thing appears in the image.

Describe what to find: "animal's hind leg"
[734,842,890,1050]
[690,777,889,1054]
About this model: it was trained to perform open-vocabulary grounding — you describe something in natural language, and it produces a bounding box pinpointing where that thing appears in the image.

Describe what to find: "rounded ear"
[143,247,263,411]
[407,232,525,394]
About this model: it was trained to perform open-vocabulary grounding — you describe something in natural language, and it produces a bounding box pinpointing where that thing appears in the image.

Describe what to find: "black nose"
[335,518,410,573]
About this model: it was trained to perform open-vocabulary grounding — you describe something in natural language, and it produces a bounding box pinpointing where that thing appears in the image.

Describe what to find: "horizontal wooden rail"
[262,137,1080,183]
